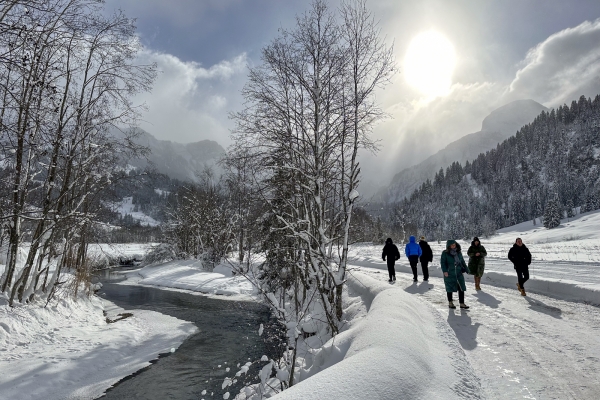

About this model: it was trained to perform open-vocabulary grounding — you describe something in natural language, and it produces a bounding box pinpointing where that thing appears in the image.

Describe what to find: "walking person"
[467,237,487,291]
[441,240,470,309]
[418,236,433,281]
[508,237,532,296]
[405,235,423,282]
[382,238,401,282]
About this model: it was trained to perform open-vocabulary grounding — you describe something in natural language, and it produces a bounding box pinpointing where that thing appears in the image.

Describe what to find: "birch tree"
[232,0,394,334]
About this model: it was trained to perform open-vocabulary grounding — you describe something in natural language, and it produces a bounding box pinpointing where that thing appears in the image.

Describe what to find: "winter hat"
[472,236,480,246]
[385,237,393,244]
[419,236,426,241]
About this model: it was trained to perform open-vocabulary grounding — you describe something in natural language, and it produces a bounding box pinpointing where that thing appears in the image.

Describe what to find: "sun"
[404,30,456,98]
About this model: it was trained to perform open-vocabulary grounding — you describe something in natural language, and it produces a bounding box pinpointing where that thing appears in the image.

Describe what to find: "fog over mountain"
[124,129,225,182]
[376,99,548,203]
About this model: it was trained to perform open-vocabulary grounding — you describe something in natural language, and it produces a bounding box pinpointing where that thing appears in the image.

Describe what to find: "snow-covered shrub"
[143,243,177,266]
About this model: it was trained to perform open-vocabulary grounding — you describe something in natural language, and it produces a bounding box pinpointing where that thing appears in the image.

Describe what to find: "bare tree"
[0,0,156,305]
[228,0,394,390]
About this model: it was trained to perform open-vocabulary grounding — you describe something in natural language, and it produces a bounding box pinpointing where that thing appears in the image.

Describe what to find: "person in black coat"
[382,238,401,282]
[418,236,433,281]
[508,237,532,296]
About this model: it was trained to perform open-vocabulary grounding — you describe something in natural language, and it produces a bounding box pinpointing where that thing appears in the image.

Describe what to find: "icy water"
[96,270,283,399]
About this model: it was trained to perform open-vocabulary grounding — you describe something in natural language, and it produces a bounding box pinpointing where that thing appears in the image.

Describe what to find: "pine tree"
[566,199,575,218]
[543,197,562,229]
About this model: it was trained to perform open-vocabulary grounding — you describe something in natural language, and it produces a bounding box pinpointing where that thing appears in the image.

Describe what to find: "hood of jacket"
[512,243,528,249]
[409,235,416,243]
[385,237,393,244]
[446,239,461,252]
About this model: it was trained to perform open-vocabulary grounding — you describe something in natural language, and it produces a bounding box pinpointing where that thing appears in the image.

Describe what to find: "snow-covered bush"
[143,243,177,266]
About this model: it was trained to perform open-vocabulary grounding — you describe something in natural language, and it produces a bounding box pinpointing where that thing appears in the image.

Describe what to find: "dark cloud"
[104,0,304,65]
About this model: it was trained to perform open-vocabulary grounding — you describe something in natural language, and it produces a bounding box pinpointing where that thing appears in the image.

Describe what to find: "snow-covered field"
[0,294,197,400]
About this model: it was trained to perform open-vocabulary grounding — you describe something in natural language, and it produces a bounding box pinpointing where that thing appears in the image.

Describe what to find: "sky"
[104,0,600,193]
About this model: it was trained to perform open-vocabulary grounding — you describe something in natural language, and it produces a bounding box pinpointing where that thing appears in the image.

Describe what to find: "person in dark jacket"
[418,236,433,281]
[440,240,469,309]
[467,237,487,291]
[382,238,401,282]
[405,235,423,282]
[508,237,532,296]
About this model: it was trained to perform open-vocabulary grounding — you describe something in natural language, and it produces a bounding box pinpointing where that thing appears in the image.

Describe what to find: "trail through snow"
[355,265,600,399]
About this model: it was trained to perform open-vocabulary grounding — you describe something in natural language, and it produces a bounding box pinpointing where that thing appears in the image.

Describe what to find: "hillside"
[128,129,225,182]
[380,99,548,202]
[394,95,600,240]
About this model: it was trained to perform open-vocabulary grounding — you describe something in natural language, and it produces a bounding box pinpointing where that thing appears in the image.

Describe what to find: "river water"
[96,270,284,399]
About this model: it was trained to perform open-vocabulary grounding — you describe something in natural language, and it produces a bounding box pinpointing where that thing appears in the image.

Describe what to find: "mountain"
[124,129,226,182]
[393,95,600,240]
[379,99,548,202]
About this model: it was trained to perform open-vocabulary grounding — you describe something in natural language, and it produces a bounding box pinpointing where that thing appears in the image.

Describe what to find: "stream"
[96,269,284,399]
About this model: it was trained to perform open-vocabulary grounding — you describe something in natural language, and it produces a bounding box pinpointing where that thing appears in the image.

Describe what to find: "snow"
[107,196,160,226]
[347,209,600,305]
[118,260,257,298]
[236,208,600,398]
[354,270,600,399]
[0,294,197,400]
[87,242,158,264]
[272,271,482,399]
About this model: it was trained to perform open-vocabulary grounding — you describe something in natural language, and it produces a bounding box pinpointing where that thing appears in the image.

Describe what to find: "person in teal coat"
[440,240,469,309]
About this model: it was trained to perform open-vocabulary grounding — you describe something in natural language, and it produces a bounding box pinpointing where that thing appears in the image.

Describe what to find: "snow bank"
[273,272,482,399]
[0,294,197,400]
[120,259,256,297]
[480,271,600,304]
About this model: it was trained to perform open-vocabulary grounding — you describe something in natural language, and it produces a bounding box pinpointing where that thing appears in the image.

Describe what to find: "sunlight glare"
[404,31,456,98]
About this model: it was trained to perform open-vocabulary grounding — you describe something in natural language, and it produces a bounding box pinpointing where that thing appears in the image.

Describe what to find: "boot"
[521,287,527,296]
[460,303,470,309]
[475,277,481,291]
[448,301,456,309]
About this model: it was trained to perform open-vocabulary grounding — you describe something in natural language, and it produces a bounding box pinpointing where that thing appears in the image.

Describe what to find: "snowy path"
[354,266,600,399]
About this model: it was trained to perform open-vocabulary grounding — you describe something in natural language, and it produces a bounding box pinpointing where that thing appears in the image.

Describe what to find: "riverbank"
[117,259,257,298]
[0,292,196,399]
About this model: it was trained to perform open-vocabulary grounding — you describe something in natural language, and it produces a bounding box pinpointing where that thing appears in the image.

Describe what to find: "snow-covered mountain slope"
[379,99,548,202]
[107,196,160,226]
[117,128,225,182]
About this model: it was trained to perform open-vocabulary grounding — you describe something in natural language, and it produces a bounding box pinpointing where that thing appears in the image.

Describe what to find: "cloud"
[132,51,248,144]
[361,18,600,194]
[509,19,600,105]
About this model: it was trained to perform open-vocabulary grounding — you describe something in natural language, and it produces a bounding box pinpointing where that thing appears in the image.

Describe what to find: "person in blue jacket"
[405,235,423,282]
